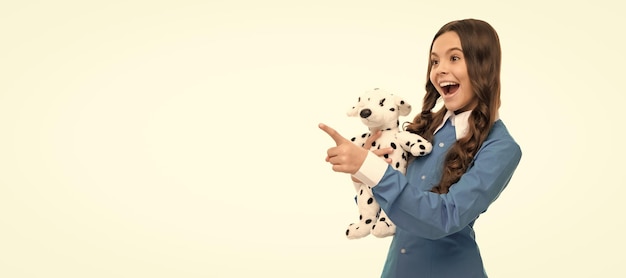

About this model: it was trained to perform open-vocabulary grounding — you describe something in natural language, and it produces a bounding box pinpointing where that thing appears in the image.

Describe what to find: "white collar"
[433,110,501,139]
[433,110,472,140]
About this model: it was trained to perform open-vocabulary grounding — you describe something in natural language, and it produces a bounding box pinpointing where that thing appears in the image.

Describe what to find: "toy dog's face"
[347,88,412,129]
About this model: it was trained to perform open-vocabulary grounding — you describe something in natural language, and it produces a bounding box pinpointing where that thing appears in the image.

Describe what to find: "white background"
[1,0,624,277]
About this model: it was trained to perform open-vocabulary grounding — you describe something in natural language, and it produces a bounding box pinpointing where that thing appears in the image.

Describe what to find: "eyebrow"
[431,47,463,56]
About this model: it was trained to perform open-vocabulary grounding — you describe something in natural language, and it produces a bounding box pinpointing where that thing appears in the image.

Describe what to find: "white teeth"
[439,81,458,87]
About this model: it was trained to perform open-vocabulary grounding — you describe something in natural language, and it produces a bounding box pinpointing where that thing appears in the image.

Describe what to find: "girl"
[320,19,522,277]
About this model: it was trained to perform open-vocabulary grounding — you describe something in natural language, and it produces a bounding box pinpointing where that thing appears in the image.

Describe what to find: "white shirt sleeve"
[352,151,389,188]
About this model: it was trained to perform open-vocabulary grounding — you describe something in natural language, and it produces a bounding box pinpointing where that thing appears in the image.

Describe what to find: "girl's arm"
[369,136,522,240]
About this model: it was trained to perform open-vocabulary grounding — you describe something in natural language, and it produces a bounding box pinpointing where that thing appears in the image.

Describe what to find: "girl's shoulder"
[489,120,516,141]
[483,120,522,155]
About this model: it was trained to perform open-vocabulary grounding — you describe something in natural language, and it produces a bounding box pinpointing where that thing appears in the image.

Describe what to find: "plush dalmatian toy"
[346,88,433,239]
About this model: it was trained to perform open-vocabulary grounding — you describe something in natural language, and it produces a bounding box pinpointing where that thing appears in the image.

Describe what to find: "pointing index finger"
[319,123,348,146]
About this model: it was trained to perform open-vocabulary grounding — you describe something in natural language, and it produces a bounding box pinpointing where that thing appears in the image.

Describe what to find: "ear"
[395,96,412,116]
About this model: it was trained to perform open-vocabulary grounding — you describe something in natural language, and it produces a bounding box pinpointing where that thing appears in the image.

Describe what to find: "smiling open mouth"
[440,82,459,95]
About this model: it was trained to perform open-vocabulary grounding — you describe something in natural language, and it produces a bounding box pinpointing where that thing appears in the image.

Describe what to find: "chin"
[443,103,459,112]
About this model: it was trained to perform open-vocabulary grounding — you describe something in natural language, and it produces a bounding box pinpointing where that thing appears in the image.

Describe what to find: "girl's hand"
[319,123,368,174]
[350,129,393,183]
[367,130,393,163]
[319,123,394,175]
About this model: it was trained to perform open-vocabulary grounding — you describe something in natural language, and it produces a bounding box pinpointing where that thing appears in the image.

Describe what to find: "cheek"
[429,73,439,92]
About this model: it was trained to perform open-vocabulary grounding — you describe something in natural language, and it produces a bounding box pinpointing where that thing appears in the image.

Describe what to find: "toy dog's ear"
[395,96,412,116]
[347,96,362,117]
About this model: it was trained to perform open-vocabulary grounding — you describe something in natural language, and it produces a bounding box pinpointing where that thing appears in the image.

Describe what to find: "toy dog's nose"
[360,109,372,119]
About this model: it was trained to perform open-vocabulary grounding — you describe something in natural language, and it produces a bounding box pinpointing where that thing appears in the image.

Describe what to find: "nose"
[360,109,372,119]
[435,61,448,75]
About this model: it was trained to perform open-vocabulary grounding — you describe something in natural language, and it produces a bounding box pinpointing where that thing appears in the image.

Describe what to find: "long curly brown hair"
[405,19,502,194]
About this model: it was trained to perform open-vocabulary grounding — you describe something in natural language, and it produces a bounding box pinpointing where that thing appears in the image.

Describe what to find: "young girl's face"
[429,31,477,113]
